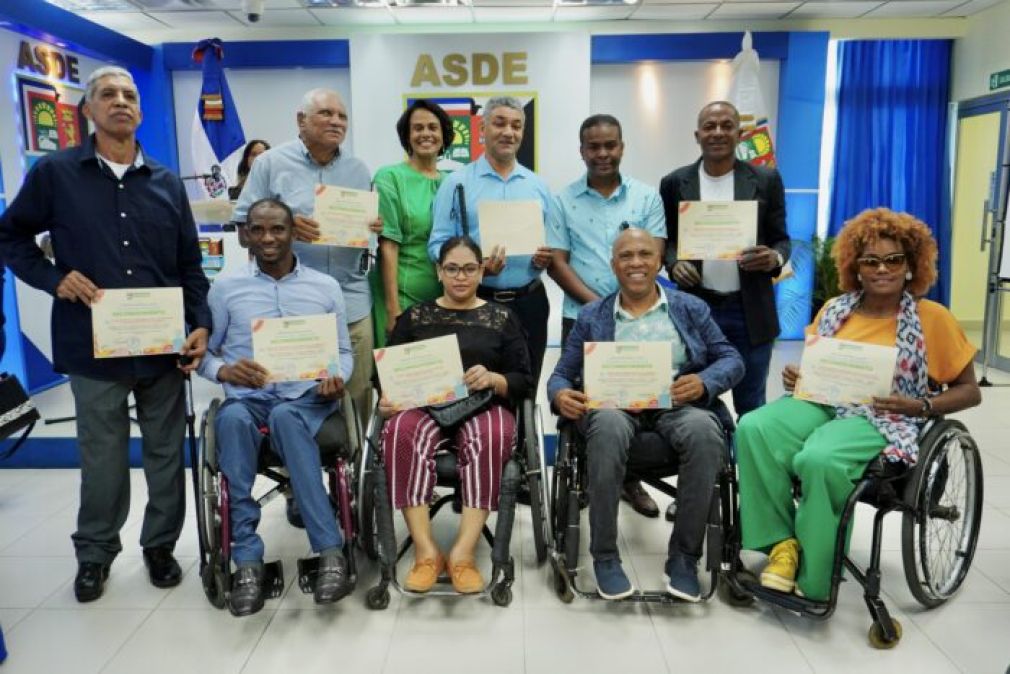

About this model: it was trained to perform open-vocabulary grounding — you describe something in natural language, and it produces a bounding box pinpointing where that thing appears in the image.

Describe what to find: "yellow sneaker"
[404,554,445,593]
[760,538,799,593]
[449,559,484,594]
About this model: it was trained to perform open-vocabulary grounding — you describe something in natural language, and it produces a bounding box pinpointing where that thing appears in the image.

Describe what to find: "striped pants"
[380,404,517,511]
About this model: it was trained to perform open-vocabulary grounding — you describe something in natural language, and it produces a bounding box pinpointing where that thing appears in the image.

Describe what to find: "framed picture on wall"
[16,74,90,167]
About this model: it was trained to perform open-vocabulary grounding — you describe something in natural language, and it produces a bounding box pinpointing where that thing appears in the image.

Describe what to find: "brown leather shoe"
[404,554,445,593]
[449,559,484,594]
[621,480,659,518]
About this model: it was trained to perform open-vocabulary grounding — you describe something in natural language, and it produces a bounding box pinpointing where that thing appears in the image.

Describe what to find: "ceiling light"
[44,0,136,10]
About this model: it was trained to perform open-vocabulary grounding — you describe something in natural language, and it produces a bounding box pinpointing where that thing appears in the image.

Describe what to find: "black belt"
[478,279,543,303]
[692,287,742,306]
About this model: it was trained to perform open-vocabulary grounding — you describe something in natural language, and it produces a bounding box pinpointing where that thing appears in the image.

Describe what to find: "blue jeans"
[708,297,773,417]
[215,391,342,565]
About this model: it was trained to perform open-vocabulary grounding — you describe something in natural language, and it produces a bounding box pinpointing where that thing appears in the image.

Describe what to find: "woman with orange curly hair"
[734,207,981,601]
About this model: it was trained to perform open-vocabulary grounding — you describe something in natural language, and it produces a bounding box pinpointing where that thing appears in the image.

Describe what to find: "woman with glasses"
[370,100,454,347]
[377,235,533,594]
[735,207,981,601]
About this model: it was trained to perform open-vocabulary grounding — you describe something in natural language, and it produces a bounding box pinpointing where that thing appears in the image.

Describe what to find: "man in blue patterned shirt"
[548,228,743,603]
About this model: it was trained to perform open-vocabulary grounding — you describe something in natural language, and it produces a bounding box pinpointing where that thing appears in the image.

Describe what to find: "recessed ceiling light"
[44,0,136,9]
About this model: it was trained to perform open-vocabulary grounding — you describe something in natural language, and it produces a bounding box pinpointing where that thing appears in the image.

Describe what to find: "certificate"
[794,335,897,406]
[251,314,341,382]
[584,341,673,410]
[677,200,758,260]
[373,334,468,410]
[189,199,235,224]
[91,287,185,359]
[477,200,545,256]
[313,184,378,248]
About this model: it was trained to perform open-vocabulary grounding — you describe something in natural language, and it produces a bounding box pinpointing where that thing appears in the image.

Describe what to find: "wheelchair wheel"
[201,562,228,609]
[196,400,223,572]
[551,426,571,557]
[365,585,390,611]
[491,582,513,607]
[868,618,902,649]
[523,401,550,565]
[717,571,755,608]
[357,411,381,561]
[901,420,983,608]
[551,557,574,604]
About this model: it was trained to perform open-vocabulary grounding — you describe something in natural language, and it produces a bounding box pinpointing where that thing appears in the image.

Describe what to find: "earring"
[905,271,913,281]
[857,273,862,283]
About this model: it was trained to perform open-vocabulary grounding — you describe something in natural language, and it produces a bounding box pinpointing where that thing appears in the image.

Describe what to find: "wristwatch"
[919,396,933,417]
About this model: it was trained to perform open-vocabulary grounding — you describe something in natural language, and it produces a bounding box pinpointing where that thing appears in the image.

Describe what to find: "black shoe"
[229,566,265,617]
[621,480,659,518]
[313,553,352,605]
[143,547,182,588]
[74,561,110,603]
[665,500,677,523]
[286,496,306,529]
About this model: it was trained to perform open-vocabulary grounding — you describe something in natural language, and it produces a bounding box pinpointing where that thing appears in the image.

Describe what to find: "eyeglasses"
[857,253,906,270]
[441,263,481,278]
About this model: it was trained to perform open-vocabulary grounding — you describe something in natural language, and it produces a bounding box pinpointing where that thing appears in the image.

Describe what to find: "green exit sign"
[990,69,1010,91]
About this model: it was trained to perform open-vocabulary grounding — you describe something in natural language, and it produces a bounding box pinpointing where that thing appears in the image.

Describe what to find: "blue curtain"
[828,39,952,304]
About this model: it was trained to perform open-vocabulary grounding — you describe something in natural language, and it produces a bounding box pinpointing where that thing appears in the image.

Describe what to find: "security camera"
[242,0,265,22]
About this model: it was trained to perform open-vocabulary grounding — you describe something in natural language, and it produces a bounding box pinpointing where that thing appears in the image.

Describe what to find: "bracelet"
[919,396,933,417]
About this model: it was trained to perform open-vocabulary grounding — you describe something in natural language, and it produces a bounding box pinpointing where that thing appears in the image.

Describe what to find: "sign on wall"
[350,33,590,191]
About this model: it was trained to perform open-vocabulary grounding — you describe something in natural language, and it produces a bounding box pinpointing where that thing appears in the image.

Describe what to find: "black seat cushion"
[256,410,349,471]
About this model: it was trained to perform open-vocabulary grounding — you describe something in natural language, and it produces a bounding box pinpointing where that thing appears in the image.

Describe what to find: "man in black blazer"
[660,101,789,422]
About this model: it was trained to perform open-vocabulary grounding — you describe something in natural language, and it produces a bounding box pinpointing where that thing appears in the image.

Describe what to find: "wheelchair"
[549,403,741,605]
[357,396,550,609]
[721,417,984,649]
[189,392,364,611]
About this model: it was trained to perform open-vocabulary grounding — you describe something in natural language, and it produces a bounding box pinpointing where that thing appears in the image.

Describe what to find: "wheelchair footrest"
[742,580,830,615]
[231,560,285,600]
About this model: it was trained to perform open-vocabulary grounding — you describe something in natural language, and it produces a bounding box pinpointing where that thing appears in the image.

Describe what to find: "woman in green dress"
[371,100,455,346]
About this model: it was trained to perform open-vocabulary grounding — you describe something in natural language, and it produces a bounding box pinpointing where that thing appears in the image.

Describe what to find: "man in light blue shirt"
[232,88,376,434]
[200,198,354,616]
[428,96,555,383]
[548,114,666,344]
[547,114,667,520]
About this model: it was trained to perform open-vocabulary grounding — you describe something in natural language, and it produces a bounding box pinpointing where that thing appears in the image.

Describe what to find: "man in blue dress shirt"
[548,114,668,519]
[428,96,555,383]
[0,66,210,603]
[200,198,354,616]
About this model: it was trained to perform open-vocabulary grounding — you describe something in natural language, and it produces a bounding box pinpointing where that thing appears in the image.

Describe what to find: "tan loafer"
[404,554,445,593]
[449,559,484,594]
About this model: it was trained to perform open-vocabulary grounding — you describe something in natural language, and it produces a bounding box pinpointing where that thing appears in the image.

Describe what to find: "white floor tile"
[42,555,196,610]
[243,607,397,674]
[0,557,76,608]
[524,607,668,674]
[971,549,1010,594]
[0,607,30,632]
[2,608,149,674]
[908,603,1010,674]
[101,608,273,674]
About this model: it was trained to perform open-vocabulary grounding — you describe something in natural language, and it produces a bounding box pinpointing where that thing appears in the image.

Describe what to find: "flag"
[189,38,245,202]
[728,31,776,168]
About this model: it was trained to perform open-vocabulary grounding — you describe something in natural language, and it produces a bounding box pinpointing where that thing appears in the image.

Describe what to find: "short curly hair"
[396,100,454,156]
[833,207,938,297]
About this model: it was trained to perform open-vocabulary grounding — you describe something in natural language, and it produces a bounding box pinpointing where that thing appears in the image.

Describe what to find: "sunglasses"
[857,253,907,270]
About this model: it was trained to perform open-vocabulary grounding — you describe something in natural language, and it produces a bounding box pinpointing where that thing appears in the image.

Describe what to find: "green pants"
[736,396,886,600]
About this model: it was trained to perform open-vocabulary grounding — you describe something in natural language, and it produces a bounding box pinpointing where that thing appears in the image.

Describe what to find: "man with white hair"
[0,66,211,602]
[233,89,378,528]
[428,96,555,384]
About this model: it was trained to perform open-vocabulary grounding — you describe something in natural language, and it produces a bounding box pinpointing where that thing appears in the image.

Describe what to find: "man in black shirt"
[0,66,210,602]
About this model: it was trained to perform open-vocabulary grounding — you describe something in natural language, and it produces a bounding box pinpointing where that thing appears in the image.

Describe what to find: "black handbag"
[0,373,40,460]
[426,388,493,429]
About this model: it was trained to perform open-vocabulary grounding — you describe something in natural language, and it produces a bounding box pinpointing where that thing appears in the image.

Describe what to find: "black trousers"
[478,282,548,389]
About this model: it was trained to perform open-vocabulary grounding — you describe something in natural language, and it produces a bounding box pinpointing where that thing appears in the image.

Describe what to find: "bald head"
[612,227,658,259]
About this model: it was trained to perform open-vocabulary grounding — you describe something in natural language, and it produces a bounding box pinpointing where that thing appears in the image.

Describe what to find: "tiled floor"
[1,345,1009,673]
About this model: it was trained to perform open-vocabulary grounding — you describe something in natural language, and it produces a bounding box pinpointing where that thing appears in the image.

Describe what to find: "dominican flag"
[190,38,245,201]
[728,31,777,168]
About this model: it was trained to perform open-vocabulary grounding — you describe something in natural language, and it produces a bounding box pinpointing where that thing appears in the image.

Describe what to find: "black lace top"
[387,300,533,403]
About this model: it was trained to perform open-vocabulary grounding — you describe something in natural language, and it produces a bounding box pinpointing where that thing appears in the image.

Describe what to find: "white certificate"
[313,184,378,248]
[477,200,545,256]
[677,200,758,260]
[794,335,897,406]
[189,199,235,224]
[584,341,673,410]
[91,287,185,359]
[251,314,341,383]
[373,334,468,410]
